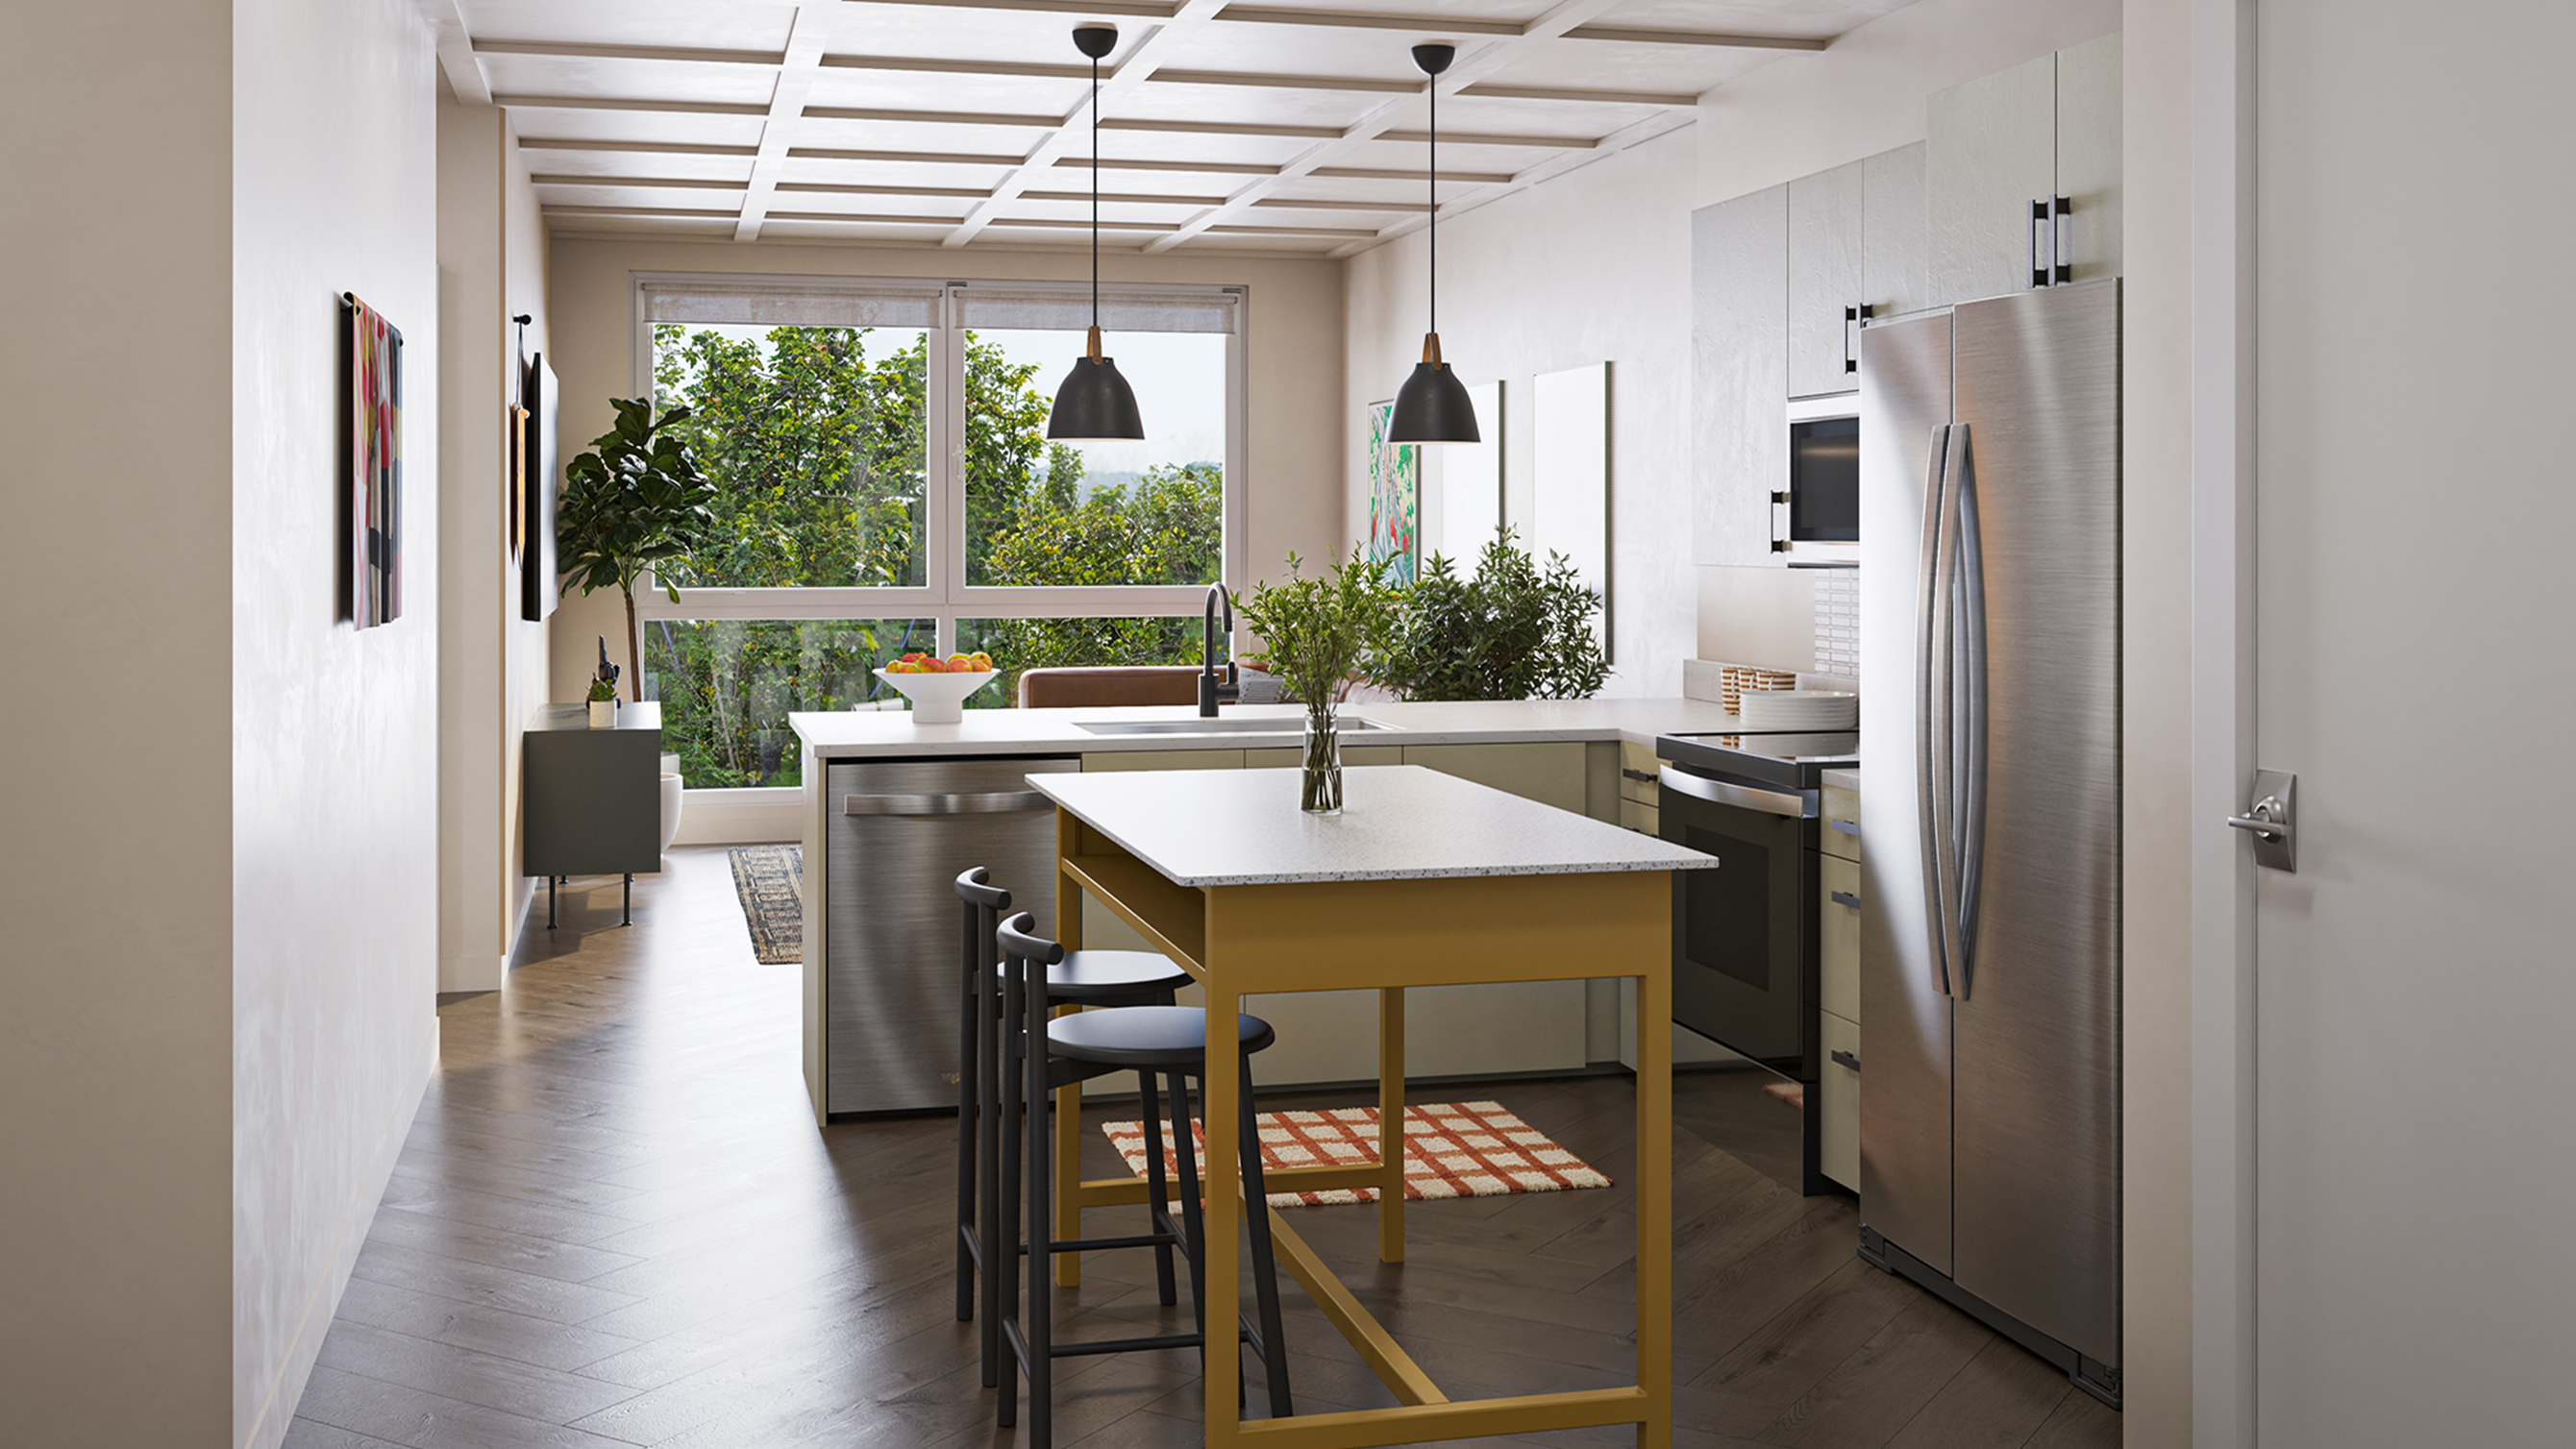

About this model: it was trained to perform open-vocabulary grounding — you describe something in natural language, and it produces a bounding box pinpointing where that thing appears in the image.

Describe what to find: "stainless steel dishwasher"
[825,755,1080,1116]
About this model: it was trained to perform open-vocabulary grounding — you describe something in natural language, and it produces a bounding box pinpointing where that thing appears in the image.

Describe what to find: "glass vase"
[1300,703,1343,815]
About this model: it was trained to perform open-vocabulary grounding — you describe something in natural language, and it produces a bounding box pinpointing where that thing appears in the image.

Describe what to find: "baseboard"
[236,1015,438,1449]
[670,786,799,847]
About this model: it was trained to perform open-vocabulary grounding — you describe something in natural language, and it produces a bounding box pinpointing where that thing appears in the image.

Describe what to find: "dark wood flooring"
[285,847,2119,1449]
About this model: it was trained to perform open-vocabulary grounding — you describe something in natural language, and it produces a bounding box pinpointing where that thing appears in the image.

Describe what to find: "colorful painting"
[1365,399,1418,584]
[344,292,404,628]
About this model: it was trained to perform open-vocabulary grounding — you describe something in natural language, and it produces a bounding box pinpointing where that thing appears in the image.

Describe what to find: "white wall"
[230,2,444,1445]
[1346,0,2121,690]
[0,3,235,1440]
[1347,128,1698,698]
[544,237,1346,706]
[438,98,552,993]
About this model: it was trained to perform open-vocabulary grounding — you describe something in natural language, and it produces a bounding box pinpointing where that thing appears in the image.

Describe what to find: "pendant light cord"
[1427,76,1436,337]
[1091,53,1101,332]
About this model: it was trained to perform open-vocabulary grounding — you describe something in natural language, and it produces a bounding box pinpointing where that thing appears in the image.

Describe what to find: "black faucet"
[1199,582,1239,717]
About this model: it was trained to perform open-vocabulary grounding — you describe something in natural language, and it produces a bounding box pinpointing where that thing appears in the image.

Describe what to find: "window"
[629,274,1246,782]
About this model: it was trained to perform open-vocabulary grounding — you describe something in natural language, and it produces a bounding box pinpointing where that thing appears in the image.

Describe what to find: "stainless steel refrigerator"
[1856,278,2121,1407]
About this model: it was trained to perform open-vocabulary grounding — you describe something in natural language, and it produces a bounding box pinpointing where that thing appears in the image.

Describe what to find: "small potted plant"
[586,637,621,727]
[1236,548,1402,814]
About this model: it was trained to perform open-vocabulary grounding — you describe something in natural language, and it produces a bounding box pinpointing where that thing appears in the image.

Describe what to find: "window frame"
[625,271,1249,655]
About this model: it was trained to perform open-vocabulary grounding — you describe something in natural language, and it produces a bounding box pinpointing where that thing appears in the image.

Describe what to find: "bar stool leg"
[1137,1069,1179,1307]
[955,911,979,1326]
[996,961,1024,1428]
[977,936,1003,1387]
[1167,1068,1209,1371]
[1023,958,1053,1449]
[1237,1056,1295,1419]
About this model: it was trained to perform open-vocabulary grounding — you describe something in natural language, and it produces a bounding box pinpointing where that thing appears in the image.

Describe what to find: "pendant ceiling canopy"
[1388,41,1479,445]
[1046,22,1146,442]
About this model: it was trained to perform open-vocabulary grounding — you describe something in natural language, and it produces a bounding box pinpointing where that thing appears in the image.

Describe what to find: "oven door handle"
[1656,767,1816,819]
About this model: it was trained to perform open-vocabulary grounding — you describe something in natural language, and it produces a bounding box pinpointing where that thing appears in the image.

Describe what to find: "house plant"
[557,398,718,701]
[1375,528,1607,702]
[1235,548,1403,813]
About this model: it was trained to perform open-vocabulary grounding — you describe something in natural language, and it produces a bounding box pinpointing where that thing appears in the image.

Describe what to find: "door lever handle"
[2227,770,2298,872]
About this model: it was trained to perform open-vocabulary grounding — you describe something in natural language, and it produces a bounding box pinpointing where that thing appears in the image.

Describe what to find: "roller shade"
[638,277,945,330]
[954,285,1239,334]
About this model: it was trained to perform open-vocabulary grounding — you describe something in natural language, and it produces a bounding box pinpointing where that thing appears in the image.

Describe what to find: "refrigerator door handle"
[1946,424,1986,999]
[1916,423,1956,999]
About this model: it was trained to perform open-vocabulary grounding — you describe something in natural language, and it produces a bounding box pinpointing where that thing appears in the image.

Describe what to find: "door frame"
[2189,1,2259,1444]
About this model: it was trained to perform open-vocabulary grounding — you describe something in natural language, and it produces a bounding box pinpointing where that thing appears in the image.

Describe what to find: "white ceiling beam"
[804,105,1057,127]
[533,175,748,190]
[1148,69,1419,94]
[1102,117,1340,139]
[1324,109,1693,258]
[1376,130,1595,149]
[416,0,489,104]
[941,0,1229,248]
[1309,164,1514,184]
[1047,156,1279,175]
[1560,25,1831,50]
[818,54,1093,79]
[474,39,784,66]
[1209,7,1520,37]
[793,145,1027,165]
[1141,0,1635,255]
[519,138,763,158]
[1456,82,1700,107]
[495,94,772,117]
[736,7,834,240]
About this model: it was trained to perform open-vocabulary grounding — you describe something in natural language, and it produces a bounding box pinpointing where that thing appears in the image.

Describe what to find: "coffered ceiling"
[426,0,1913,256]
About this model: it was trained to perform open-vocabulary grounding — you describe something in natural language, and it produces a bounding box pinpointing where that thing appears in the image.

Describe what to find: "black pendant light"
[1388,41,1479,445]
[1047,23,1146,441]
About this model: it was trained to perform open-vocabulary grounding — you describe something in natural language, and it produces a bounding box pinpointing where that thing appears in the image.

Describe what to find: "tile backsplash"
[1812,568,1859,676]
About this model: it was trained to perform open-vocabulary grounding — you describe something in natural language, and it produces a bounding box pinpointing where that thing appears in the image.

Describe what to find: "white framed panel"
[1533,361,1610,654]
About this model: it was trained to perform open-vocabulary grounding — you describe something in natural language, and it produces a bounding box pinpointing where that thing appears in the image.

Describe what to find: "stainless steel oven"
[1656,766,1821,1081]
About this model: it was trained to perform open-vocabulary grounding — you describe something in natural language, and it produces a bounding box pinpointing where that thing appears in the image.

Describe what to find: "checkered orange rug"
[1099,1100,1612,1207]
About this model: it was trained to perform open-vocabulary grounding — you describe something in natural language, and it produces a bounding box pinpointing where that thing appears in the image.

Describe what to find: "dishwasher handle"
[844,790,1056,817]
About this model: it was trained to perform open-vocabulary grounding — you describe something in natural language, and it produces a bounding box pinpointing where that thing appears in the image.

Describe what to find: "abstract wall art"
[343,292,404,628]
[1365,398,1418,585]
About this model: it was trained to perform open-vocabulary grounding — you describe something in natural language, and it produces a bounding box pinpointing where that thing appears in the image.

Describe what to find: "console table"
[523,701,661,925]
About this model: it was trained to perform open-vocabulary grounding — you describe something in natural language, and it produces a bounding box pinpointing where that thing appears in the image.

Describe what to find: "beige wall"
[438,99,553,993]
[0,2,236,1440]
[2121,1,2195,1442]
[230,1,444,1444]
[544,236,1345,703]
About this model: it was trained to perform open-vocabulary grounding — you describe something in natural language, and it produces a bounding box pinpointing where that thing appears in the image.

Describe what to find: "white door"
[2234,3,2576,1443]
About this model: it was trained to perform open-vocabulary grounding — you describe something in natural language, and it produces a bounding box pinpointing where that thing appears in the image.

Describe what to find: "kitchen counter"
[788,695,1749,759]
[1029,766,1715,887]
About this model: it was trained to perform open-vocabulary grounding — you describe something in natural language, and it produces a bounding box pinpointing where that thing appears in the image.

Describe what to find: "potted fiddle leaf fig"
[557,397,717,702]
[1235,547,1403,814]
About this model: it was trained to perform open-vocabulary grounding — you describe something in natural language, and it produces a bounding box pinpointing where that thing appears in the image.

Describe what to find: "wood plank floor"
[286,847,2120,1449]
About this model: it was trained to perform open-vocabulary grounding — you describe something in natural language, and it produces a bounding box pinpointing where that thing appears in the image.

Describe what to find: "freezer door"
[1857,308,1956,1275]
[1947,280,2121,1366]
[825,756,1080,1115]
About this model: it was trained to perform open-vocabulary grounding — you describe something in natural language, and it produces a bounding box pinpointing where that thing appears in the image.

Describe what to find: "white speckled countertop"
[1030,765,1721,887]
[789,696,1753,759]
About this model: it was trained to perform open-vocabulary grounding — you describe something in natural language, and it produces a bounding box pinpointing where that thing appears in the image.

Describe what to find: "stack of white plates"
[1739,689,1858,731]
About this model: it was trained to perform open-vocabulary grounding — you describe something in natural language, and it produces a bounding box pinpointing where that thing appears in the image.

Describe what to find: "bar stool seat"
[1017,949,1192,1003]
[1050,1005,1276,1064]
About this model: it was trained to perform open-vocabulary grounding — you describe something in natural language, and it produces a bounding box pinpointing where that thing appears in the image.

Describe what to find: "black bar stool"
[995,911,1294,1449]
[953,868,1194,1389]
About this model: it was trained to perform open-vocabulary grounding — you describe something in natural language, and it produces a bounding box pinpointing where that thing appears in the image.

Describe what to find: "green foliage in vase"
[557,397,719,700]
[1375,528,1607,701]
[1235,548,1404,711]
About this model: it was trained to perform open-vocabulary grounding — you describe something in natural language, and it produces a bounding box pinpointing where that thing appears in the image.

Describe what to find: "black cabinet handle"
[1844,305,1860,374]
[2053,195,2073,284]
[1831,1049,1861,1073]
[2029,198,2052,288]
[1828,819,1860,837]
[1622,768,1659,784]
[1830,890,1861,910]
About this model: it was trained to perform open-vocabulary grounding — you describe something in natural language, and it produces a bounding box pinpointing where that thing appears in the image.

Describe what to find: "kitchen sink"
[1074,716,1401,737]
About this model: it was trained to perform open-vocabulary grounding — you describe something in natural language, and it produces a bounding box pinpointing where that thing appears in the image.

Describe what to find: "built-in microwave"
[1773,395,1860,565]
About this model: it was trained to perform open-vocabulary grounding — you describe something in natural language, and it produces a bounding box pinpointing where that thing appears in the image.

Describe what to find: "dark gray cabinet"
[523,701,662,878]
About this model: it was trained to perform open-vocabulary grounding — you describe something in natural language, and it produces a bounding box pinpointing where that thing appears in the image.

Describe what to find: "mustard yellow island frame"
[1050,807,1675,1449]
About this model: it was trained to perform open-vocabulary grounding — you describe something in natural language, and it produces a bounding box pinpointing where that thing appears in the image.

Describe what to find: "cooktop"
[1655,730,1859,792]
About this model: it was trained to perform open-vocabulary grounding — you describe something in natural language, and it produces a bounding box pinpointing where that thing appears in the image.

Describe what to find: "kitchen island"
[788,697,1747,1117]
[1030,764,1717,1448]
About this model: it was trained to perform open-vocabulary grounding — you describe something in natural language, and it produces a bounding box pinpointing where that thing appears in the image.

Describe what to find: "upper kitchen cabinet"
[1787,161,1864,399]
[1864,142,1929,321]
[1928,36,2122,303]
[1693,184,1788,567]
[2054,33,2123,285]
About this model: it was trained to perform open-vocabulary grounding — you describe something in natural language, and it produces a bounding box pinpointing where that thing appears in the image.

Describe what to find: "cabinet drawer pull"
[1621,768,1659,784]
[1830,890,1861,910]
[2052,195,2073,284]
[1828,819,1860,837]
[1831,1049,1861,1073]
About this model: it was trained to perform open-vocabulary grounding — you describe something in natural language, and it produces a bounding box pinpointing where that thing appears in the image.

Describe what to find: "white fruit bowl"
[874,667,999,724]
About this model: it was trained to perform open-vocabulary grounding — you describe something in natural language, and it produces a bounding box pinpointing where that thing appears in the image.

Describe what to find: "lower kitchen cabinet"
[1400,740,1589,815]
[1820,1010,1861,1191]
[1818,768,1862,1191]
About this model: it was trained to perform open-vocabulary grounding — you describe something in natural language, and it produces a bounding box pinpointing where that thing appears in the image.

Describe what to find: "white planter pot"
[659,773,685,853]
[588,700,617,728]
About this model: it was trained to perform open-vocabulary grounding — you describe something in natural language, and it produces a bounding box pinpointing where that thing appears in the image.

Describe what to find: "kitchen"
[24,1,2568,1446]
